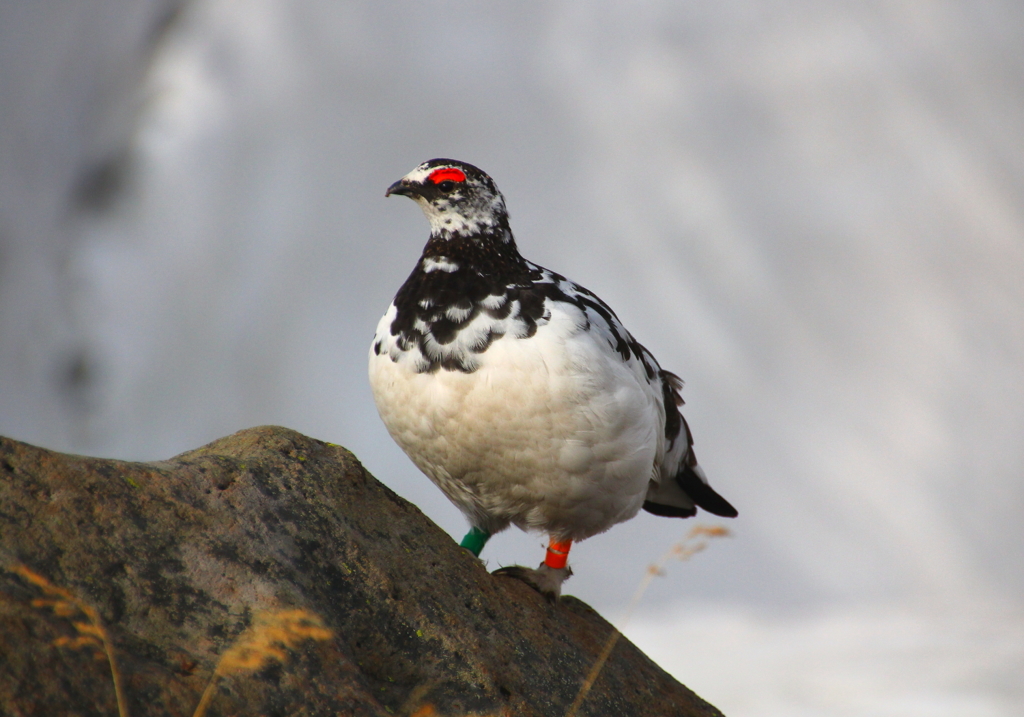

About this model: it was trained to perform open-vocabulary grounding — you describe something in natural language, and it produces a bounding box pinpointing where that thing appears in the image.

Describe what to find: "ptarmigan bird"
[369,159,736,599]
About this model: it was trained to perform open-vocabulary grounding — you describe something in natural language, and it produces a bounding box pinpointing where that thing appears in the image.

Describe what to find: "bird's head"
[386,159,511,241]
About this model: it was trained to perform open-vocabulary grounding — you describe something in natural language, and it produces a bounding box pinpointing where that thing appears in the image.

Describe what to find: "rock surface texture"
[0,426,723,717]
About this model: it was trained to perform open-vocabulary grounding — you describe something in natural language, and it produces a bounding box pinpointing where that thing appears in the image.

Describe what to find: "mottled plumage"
[369,159,736,598]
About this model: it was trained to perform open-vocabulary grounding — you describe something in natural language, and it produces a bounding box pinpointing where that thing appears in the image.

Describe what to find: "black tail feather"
[642,500,698,518]
[677,467,738,518]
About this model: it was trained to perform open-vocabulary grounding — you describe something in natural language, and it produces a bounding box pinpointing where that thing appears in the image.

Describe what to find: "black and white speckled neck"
[376,159,664,377]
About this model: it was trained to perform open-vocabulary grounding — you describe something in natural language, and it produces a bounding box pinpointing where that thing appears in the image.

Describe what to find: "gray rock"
[0,426,724,716]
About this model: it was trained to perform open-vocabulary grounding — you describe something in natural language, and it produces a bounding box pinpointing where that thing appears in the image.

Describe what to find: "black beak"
[385,179,415,198]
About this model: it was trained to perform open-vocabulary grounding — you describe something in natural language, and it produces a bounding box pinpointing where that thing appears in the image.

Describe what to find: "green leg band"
[459,526,491,557]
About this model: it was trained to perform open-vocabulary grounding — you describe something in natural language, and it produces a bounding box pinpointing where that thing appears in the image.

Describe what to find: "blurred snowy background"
[2,1,1022,714]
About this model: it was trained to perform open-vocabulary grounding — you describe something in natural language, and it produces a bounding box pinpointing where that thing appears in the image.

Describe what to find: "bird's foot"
[492,563,572,601]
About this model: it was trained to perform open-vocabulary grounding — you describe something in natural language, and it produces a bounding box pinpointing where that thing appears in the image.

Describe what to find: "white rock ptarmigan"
[369,159,737,599]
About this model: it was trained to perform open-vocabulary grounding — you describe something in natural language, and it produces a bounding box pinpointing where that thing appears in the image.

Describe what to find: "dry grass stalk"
[563,524,730,717]
[7,564,130,717]
[192,608,333,717]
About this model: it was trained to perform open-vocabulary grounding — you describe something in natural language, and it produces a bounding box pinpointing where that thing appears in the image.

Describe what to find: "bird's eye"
[438,180,456,193]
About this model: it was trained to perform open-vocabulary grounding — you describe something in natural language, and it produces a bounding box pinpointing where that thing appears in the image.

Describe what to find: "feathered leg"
[493,537,573,600]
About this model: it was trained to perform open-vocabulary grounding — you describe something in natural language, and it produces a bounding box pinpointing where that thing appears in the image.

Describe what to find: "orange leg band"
[545,539,573,570]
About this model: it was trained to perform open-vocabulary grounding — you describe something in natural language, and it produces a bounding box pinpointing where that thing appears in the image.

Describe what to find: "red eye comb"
[428,167,466,184]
